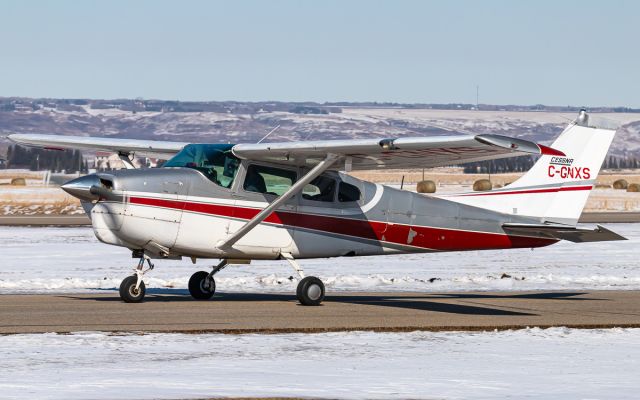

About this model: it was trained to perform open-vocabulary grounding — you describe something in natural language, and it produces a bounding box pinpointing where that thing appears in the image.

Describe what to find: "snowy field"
[0,328,638,399]
[0,224,638,294]
[1,226,639,400]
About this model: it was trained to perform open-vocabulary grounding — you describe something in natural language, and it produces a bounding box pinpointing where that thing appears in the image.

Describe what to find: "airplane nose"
[61,174,101,202]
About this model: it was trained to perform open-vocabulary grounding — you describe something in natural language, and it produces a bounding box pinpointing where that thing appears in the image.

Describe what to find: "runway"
[2,290,640,334]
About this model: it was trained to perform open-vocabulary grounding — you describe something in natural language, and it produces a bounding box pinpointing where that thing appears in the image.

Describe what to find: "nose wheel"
[119,253,154,303]
[119,275,146,303]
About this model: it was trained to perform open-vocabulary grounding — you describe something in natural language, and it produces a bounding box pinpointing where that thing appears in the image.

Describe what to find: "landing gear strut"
[282,252,325,306]
[119,253,154,303]
[188,259,228,300]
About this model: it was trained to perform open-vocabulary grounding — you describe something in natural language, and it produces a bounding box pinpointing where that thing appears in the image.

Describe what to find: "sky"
[0,0,639,107]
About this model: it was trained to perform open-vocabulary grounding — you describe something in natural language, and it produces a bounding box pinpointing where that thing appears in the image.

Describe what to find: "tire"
[189,271,215,300]
[119,275,146,303]
[296,276,325,306]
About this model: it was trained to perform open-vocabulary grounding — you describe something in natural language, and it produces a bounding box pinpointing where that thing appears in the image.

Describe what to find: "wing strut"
[216,153,339,250]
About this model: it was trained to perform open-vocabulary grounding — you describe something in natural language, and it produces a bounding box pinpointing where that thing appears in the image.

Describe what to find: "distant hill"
[1,97,639,159]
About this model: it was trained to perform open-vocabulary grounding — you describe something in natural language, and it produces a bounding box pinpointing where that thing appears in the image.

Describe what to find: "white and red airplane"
[9,110,625,305]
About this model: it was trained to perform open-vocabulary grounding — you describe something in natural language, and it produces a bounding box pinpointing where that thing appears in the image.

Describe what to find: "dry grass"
[1,168,639,215]
[0,170,47,181]
[350,168,640,212]
[350,168,640,187]
[0,186,82,215]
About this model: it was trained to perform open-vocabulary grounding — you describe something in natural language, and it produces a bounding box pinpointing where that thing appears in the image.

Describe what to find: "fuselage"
[75,160,556,261]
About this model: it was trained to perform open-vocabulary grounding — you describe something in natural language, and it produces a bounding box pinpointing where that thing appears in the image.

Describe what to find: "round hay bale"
[416,180,436,193]
[627,183,640,192]
[613,179,628,189]
[595,183,612,189]
[473,179,492,191]
[10,177,26,186]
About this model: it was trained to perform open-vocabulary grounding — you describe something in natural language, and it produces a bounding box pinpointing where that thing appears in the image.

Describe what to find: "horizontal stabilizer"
[502,223,627,243]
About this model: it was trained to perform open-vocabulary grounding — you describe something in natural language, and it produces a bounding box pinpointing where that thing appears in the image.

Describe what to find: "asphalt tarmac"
[1,290,639,334]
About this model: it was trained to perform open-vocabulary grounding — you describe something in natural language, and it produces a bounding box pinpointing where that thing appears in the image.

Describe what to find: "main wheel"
[189,271,215,300]
[296,276,325,306]
[119,275,146,303]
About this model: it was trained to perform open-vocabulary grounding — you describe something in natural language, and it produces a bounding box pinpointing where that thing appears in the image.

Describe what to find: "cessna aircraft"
[9,110,625,305]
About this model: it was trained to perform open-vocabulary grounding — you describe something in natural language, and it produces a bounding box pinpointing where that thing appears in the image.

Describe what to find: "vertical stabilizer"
[443,110,617,225]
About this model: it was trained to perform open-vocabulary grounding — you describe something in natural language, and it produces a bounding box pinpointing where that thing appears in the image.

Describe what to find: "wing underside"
[7,133,188,159]
[232,134,563,170]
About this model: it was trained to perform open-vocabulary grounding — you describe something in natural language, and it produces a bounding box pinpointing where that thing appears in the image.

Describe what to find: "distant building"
[94,152,159,171]
[13,105,33,112]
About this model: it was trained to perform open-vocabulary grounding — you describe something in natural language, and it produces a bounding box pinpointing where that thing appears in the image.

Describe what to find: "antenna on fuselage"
[257,125,281,144]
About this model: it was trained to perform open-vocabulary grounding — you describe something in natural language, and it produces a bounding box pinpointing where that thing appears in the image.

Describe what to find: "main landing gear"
[296,276,325,306]
[283,253,325,306]
[119,253,154,303]
[188,259,228,300]
[187,255,326,306]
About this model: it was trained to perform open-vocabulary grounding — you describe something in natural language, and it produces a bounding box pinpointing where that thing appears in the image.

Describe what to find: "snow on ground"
[0,328,638,399]
[0,224,638,294]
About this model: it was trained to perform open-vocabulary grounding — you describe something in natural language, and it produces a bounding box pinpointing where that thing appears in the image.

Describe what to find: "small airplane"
[9,109,626,305]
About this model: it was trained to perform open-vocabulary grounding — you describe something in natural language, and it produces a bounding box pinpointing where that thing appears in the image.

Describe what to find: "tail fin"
[447,110,617,225]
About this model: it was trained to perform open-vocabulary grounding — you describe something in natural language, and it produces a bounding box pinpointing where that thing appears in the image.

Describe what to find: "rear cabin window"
[338,182,361,202]
[302,176,336,202]
[244,165,297,196]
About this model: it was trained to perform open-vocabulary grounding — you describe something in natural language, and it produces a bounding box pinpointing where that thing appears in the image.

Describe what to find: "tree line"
[5,145,88,173]
[462,156,537,173]
[462,155,640,173]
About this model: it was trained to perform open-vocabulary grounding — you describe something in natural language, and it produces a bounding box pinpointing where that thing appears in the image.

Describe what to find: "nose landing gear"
[119,254,154,303]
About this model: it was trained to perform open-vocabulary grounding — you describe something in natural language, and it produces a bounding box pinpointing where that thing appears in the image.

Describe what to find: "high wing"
[7,133,188,159]
[8,132,564,170]
[231,134,564,170]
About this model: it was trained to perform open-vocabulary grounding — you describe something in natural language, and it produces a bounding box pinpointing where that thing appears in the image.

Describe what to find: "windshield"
[163,144,239,188]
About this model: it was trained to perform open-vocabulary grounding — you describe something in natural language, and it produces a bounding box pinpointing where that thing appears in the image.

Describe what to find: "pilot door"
[226,162,297,252]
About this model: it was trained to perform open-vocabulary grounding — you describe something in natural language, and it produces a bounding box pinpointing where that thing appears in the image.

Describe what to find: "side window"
[243,165,297,196]
[302,176,336,202]
[338,182,361,202]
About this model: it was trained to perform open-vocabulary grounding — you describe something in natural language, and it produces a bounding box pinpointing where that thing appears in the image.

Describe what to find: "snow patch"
[0,224,638,294]
[0,328,638,399]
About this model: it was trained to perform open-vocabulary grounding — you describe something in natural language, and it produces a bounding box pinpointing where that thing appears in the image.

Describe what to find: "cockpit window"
[163,144,239,188]
[244,164,297,196]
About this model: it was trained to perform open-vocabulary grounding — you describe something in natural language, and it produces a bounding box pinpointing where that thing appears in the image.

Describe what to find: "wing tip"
[538,144,566,157]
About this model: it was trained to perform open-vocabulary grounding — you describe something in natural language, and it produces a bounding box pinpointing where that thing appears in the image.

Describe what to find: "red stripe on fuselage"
[455,185,593,197]
[129,196,556,251]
